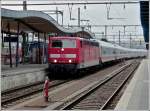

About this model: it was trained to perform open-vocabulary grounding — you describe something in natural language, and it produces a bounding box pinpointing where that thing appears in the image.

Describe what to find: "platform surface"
[115,59,149,110]
[1,64,47,91]
[1,64,47,75]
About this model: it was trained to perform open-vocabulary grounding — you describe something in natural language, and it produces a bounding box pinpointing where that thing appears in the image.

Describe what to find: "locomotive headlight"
[54,59,57,63]
[61,48,64,51]
[68,59,72,63]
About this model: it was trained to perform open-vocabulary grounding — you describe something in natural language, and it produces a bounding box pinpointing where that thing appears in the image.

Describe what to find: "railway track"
[2,60,139,110]
[1,80,69,107]
[1,61,121,109]
[57,60,140,110]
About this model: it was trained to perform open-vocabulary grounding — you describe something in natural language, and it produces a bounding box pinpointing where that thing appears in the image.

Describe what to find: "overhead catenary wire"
[2,1,140,6]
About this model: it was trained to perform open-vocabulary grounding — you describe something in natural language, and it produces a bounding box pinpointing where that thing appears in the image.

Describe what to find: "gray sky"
[1,0,146,45]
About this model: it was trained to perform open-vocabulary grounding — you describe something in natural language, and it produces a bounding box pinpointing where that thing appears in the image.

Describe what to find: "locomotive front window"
[52,39,76,48]
[52,40,62,48]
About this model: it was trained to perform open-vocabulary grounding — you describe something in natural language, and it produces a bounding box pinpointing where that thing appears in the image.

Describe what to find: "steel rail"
[1,61,124,107]
[2,80,69,105]
[2,81,44,95]
[100,61,140,110]
[59,62,133,110]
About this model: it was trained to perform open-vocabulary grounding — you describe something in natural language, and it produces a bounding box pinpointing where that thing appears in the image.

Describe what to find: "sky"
[1,0,147,47]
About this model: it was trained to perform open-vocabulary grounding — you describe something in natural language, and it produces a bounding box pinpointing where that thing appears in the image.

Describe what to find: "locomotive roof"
[50,36,95,41]
[50,36,81,39]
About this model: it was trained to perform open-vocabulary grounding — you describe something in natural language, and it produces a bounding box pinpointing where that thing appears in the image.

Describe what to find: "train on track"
[48,36,147,76]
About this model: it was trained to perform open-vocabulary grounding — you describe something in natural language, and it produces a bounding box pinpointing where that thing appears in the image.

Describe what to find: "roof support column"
[2,31,4,65]
[2,31,4,48]
[16,22,20,67]
[43,33,46,64]
[8,22,12,68]
[38,32,41,64]
[22,32,26,64]
[27,33,29,63]
[32,32,34,42]
[27,33,29,43]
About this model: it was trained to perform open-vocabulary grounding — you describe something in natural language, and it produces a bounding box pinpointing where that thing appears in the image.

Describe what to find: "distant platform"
[115,59,149,110]
[1,64,47,75]
[1,64,48,92]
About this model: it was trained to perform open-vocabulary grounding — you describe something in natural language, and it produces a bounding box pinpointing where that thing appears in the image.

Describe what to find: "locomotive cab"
[48,37,79,74]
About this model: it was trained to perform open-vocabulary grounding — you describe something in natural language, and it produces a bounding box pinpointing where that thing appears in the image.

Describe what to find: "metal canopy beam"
[16,19,41,32]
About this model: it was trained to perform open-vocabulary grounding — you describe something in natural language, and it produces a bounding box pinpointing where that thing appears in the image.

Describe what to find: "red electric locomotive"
[48,36,100,76]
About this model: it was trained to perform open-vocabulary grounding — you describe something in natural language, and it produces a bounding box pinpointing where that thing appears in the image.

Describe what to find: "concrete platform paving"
[1,64,48,92]
[115,59,149,110]
[2,64,47,75]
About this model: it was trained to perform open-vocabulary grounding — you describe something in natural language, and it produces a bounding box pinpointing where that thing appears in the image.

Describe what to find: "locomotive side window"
[52,39,76,48]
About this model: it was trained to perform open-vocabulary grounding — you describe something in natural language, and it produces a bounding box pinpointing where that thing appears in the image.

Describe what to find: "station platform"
[115,59,149,110]
[2,64,47,75]
[1,64,48,92]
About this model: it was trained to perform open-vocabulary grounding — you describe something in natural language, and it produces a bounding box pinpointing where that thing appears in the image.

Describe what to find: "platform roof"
[1,8,94,39]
